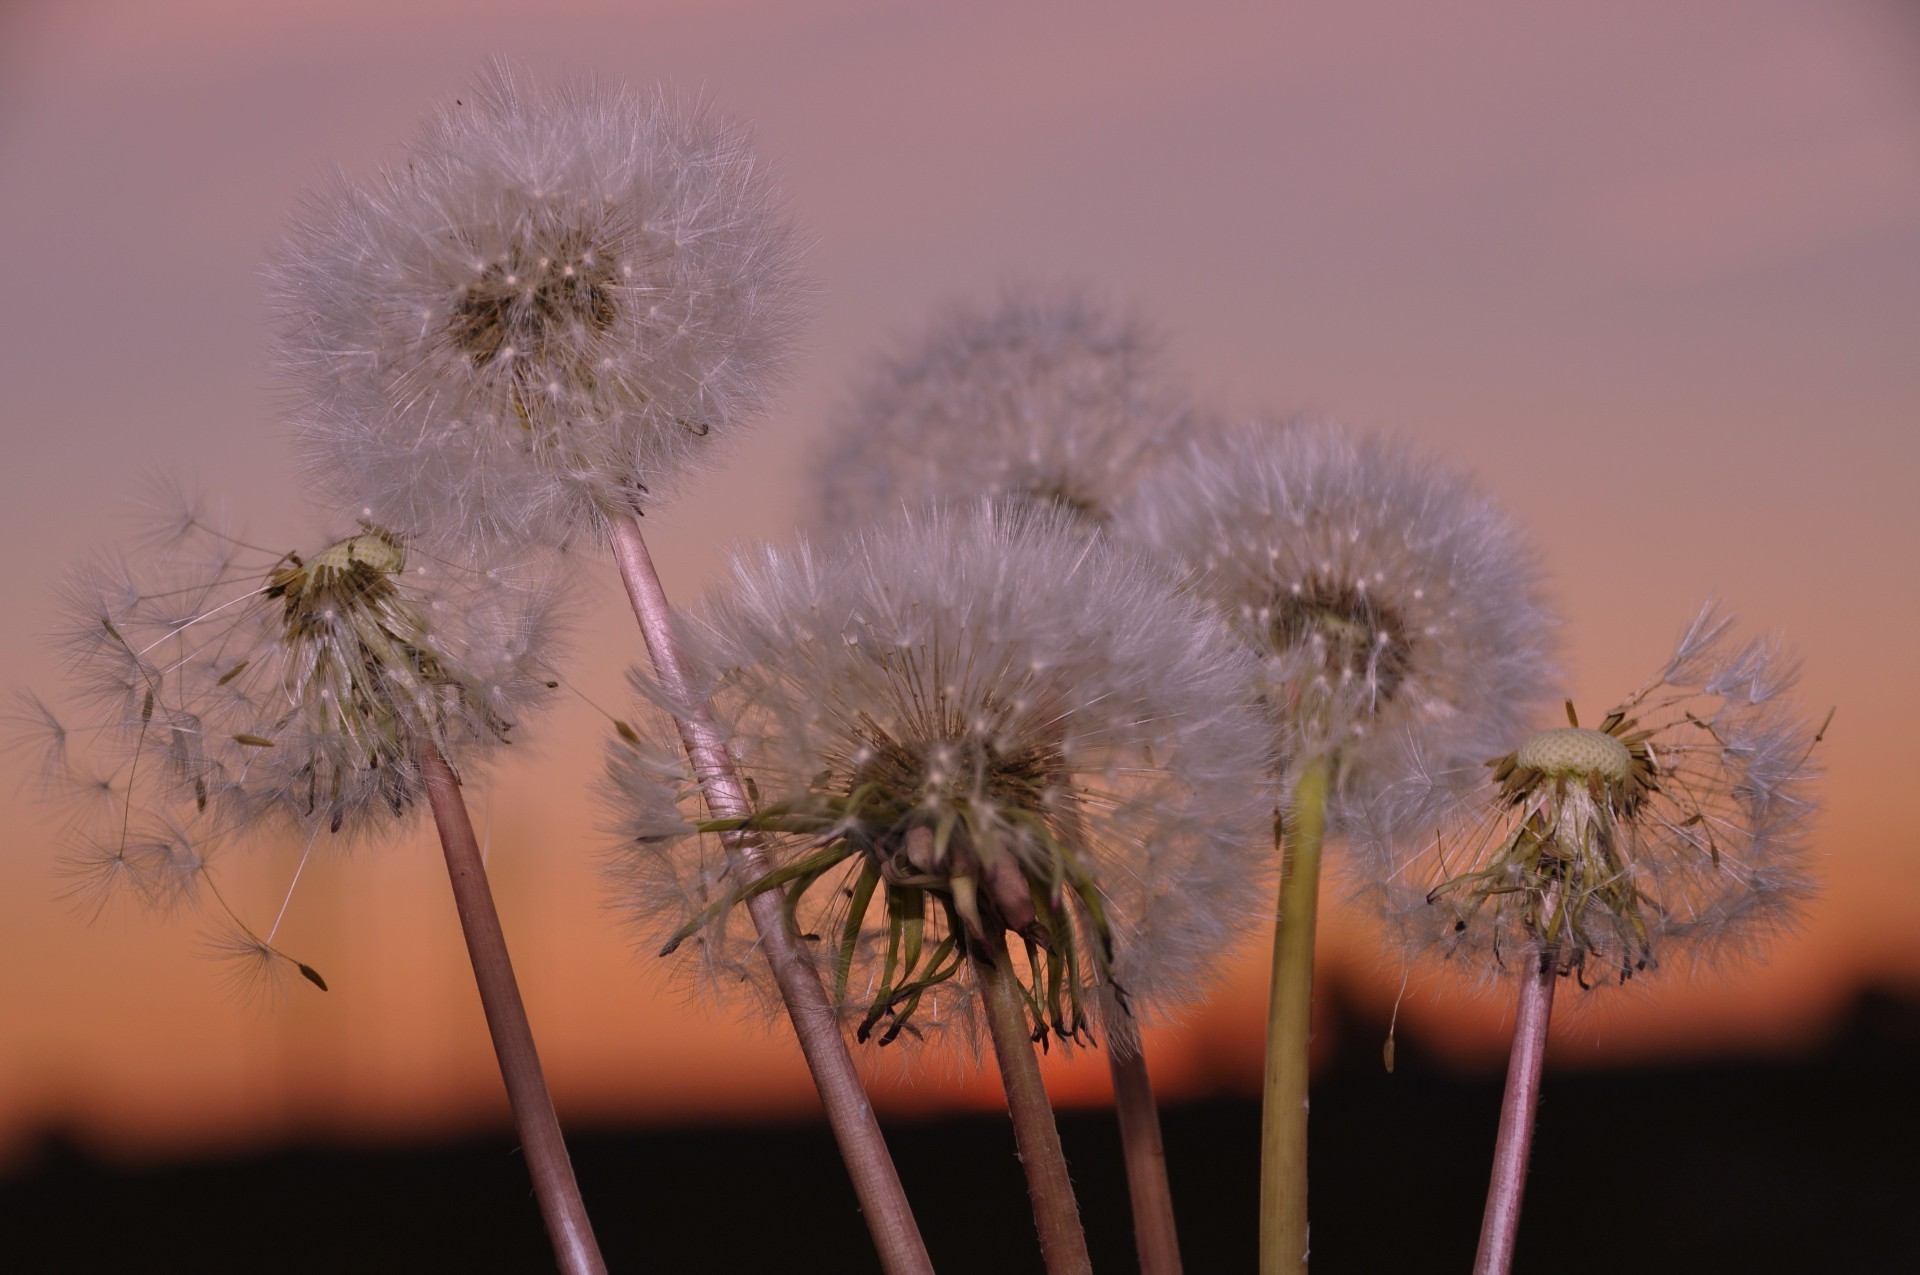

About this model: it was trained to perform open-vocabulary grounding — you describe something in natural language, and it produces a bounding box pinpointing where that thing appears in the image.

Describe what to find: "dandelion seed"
[272,62,808,553]
[815,289,1191,536]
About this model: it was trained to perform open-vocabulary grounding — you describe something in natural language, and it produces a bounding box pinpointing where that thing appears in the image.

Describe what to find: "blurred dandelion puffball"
[813,291,1190,536]
[604,503,1274,1051]
[54,511,560,865]
[272,63,808,552]
[1120,418,1558,824]
[1363,605,1821,992]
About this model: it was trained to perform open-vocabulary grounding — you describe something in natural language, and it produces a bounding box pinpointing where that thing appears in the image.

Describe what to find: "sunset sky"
[1,0,1916,1171]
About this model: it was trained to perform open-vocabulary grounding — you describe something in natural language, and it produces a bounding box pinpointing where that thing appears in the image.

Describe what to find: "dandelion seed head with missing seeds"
[1121,418,1558,825]
[272,62,809,552]
[814,290,1191,536]
[28,494,562,994]
[1360,603,1821,993]
[604,502,1272,1054]
[50,496,561,853]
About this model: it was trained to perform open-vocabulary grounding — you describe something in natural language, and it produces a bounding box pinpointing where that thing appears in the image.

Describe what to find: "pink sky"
[1,0,1916,1165]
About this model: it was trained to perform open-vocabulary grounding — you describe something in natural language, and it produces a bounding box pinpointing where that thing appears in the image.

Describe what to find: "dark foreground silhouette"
[6,984,1917,1273]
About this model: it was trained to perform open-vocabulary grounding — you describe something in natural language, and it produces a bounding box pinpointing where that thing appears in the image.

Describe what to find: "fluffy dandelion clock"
[55,505,560,853]
[606,502,1272,1050]
[814,291,1190,536]
[1367,603,1822,989]
[1122,418,1558,818]
[272,63,807,551]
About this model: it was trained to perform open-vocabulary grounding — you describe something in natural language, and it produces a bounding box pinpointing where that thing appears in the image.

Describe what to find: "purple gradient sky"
[1,0,1916,1162]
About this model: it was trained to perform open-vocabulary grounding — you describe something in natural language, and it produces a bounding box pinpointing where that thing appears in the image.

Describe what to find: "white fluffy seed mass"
[605,503,1273,1050]
[813,291,1191,536]
[272,63,808,552]
[1121,418,1558,825]
[1359,604,1822,992]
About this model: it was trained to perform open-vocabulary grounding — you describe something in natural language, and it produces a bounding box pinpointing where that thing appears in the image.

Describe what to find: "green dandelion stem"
[1261,753,1332,1275]
[976,928,1093,1275]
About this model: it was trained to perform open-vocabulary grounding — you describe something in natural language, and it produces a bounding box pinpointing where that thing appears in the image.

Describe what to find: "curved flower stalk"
[271,62,808,554]
[1358,603,1822,1273]
[44,503,605,1274]
[1120,418,1558,1273]
[606,503,1272,1274]
[814,290,1192,536]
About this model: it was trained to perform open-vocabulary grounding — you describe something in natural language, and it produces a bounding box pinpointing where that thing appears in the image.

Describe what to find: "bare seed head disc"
[1516,727,1632,782]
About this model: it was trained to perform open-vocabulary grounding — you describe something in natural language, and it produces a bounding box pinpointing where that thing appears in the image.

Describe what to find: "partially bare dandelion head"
[1361,604,1822,992]
[27,494,564,996]
[55,514,557,842]
[814,290,1191,536]
[1121,418,1558,822]
[272,61,809,552]
[604,502,1272,1053]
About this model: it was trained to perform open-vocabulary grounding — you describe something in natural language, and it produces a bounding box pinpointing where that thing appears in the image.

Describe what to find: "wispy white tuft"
[1359,603,1823,992]
[814,290,1193,536]
[1119,418,1558,826]
[272,62,809,553]
[604,502,1273,1052]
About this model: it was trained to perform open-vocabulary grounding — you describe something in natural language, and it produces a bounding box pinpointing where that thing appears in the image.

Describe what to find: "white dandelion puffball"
[272,62,808,552]
[1361,604,1821,992]
[814,290,1191,536]
[605,502,1273,1051]
[1121,418,1559,824]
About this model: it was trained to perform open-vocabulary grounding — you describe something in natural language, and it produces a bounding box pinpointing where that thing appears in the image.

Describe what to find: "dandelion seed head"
[1121,418,1558,824]
[272,61,809,552]
[814,290,1191,536]
[48,512,560,847]
[605,502,1273,1052]
[1360,603,1822,994]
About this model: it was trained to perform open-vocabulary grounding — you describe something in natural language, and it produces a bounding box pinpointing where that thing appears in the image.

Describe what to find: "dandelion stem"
[1260,753,1332,1274]
[606,511,934,1275]
[976,929,1094,1275]
[1107,1035,1184,1274]
[420,742,606,1275]
[1473,950,1558,1275]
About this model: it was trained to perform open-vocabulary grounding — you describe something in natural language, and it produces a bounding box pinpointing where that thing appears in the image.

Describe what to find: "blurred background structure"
[1,1,1916,1268]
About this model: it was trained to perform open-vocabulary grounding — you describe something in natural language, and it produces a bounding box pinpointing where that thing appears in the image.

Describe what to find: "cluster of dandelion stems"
[1426,705,1660,987]
[665,732,1119,1051]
